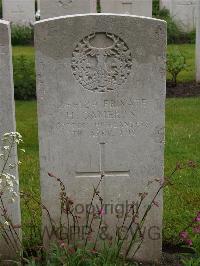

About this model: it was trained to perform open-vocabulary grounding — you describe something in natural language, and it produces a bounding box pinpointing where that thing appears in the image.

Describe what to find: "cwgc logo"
[58,0,73,7]
[71,32,132,92]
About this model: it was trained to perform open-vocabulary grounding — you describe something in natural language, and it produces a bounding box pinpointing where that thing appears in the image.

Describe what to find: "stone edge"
[34,13,167,26]
[0,19,10,25]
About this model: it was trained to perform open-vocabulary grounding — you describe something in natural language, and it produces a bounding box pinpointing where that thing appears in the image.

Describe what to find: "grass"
[13,44,196,83]
[164,97,200,243]
[15,101,41,247]
[13,46,34,58]
[15,98,200,247]
[16,101,39,194]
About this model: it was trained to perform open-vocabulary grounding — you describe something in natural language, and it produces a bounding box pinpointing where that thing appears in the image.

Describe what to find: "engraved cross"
[76,143,130,179]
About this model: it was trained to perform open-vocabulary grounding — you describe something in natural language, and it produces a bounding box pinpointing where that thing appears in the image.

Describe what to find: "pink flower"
[98,208,105,217]
[179,231,188,239]
[185,239,193,246]
[193,225,200,234]
[194,212,200,222]
[59,240,68,249]
[179,231,193,246]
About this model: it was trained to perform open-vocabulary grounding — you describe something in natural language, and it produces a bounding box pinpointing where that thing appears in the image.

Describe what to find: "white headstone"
[196,0,200,83]
[100,0,152,17]
[160,0,196,32]
[35,14,166,262]
[0,20,21,259]
[160,0,172,10]
[40,0,97,19]
[2,0,35,25]
[37,0,41,11]
[36,0,40,12]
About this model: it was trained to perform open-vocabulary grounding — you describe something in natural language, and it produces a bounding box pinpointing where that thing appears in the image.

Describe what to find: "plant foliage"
[13,55,36,100]
[167,49,187,85]
[11,25,34,46]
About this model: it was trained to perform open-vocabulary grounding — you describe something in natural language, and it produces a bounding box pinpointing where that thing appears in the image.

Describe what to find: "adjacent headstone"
[0,20,21,259]
[160,0,171,11]
[100,0,152,17]
[40,0,97,19]
[35,14,166,262]
[196,0,200,83]
[2,0,35,25]
[37,0,41,12]
[160,0,196,32]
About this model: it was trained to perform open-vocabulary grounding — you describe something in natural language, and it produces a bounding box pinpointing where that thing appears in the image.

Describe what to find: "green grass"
[12,44,196,83]
[16,101,41,246]
[16,101,39,192]
[15,98,200,246]
[13,45,35,58]
[164,97,200,243]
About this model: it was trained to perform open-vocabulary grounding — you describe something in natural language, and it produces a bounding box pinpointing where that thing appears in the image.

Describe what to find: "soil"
[137,253,182,266]
[167,81,200,98]
[137,242,194,266]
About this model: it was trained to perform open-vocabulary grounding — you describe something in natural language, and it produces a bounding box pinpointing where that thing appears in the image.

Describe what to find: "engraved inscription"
[58,0,73,8]
[52,98,152,138]
[71,32,132,92]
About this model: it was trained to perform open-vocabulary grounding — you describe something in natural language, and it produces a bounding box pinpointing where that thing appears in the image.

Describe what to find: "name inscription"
[52,97,153,138]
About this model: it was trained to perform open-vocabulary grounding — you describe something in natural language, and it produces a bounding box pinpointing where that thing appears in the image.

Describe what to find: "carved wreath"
[71,32,132,92]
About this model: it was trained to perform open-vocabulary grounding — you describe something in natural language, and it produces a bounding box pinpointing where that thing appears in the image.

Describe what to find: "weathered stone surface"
[100,0,152,17]
[160,0,196,32]
[160,0,171,10]
[40,0,97,19]
[35,14,166,262]
[2,0,35,25]
[0,20,21,259]
[196,0,200,83]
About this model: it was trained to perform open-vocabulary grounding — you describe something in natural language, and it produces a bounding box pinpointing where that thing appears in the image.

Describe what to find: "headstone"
[2,0,35,25]
[196,0,200,83]
[100,0,152,17]
[35,14,166,262]
[0,20,21,259]
[160,0,196,32]
[37,0,41,12]
[160,0,171,10]
[40,0,97,19]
